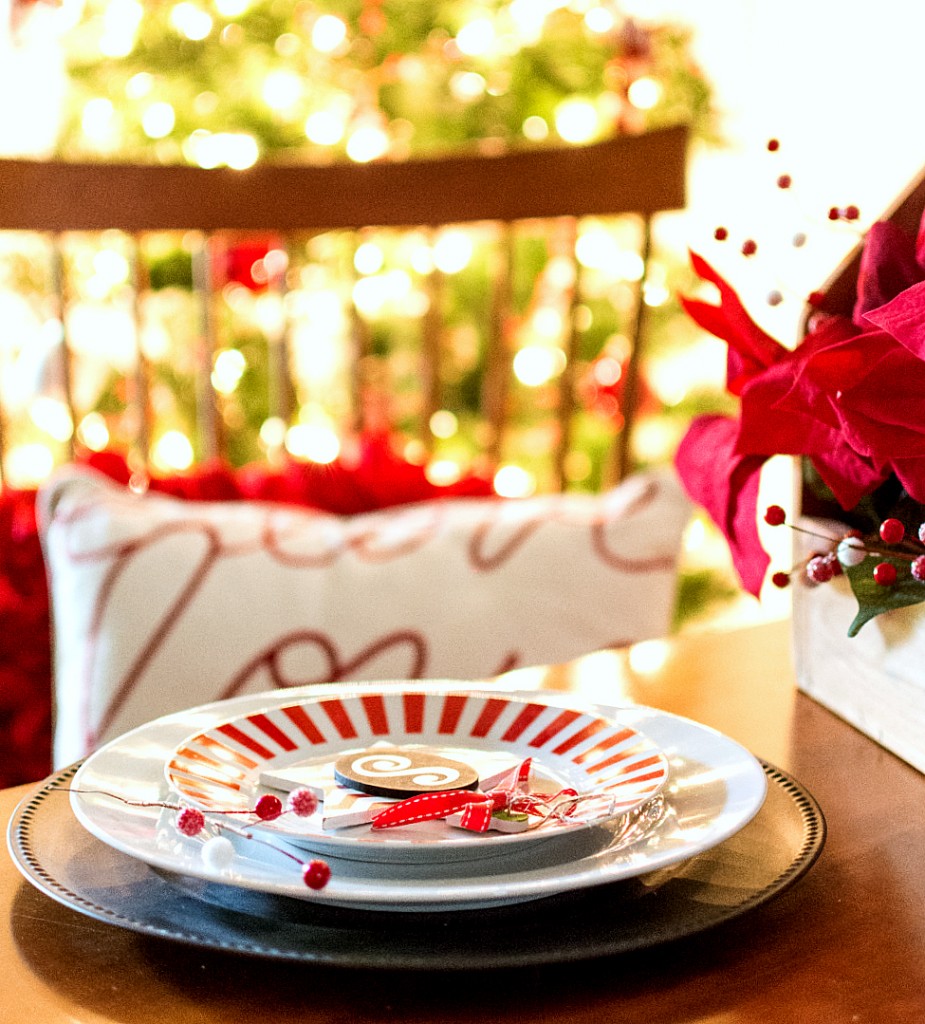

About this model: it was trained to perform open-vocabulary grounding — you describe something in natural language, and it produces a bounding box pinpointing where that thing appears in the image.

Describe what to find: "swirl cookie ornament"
[333,747,479,797]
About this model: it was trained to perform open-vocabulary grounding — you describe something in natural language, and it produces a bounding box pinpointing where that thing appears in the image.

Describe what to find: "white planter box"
[792,519,925,773]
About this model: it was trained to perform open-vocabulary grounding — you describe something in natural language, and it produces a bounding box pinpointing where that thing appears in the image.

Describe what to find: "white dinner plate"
[164,691,670,864]
[69,682,767,912]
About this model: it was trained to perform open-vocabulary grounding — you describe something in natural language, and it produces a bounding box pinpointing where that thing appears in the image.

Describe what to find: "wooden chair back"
[0,124,688,491]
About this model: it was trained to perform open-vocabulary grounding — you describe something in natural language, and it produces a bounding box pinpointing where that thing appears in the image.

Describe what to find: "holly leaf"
[845,554,925,635]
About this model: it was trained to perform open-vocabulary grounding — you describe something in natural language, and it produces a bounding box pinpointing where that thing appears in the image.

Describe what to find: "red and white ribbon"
[370,758,601,833]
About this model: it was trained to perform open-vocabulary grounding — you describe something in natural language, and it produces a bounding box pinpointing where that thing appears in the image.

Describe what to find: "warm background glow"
[1,0,924,631]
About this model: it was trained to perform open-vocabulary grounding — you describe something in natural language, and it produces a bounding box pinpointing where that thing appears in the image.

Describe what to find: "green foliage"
[846,554,925,636]
[147,249,193,291]
[673,568,740,631]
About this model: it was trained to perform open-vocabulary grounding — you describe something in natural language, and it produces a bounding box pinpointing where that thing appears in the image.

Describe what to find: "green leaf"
[845,554,925,636]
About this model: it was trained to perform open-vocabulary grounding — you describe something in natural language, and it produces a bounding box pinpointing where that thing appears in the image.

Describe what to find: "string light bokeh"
[0,0,719,503]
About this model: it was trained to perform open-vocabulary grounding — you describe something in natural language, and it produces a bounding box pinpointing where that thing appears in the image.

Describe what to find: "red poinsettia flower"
[675,212,925,596]
[786,289,925,504]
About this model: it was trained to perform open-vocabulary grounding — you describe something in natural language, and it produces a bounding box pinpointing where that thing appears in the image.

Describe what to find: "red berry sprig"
[65,787,330,889]
[704,137,871,320]
[762,505,925,591]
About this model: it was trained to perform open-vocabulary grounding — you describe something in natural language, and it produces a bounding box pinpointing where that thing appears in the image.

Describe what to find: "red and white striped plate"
[165,691,669,863]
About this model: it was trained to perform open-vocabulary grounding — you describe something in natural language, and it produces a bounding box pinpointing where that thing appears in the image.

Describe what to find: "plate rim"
[61,685,769,909]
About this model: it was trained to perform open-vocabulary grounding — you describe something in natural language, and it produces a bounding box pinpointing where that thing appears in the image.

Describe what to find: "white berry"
[837,536,867,567]
[201,835,235,870]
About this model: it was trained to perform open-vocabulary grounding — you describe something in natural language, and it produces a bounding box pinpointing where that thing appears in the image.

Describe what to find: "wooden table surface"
[4,617,925,1023]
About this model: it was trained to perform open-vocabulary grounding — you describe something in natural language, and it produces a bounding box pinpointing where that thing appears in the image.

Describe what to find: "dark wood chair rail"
[0,125,688,232]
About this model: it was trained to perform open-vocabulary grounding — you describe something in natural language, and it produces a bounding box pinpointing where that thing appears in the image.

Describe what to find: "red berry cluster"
[763,506,925,590]
[828,205,861,222]
[710,138,861,309]
[173,789,329,889]
[66,784,331,890]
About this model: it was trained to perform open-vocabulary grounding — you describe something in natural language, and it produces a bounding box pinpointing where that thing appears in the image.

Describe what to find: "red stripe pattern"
[166,692,669,826]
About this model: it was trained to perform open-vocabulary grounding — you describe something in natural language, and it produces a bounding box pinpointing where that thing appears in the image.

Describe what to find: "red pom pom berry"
[741,239,758,257]
[776,174,792,189]
[303,859,331,890]
[844,204,860,221]
[912,556,925,583]
[764,504,786,527]
[767,138,780,152]
[806,555,835,584]
[808,290,827,308]
[873,562,898,587]
[286,788,319,817]
[176,807,206,837]
[879,518,905,544]
[255,794,283,821]
[771,571,791,589]
[714,226,729,241]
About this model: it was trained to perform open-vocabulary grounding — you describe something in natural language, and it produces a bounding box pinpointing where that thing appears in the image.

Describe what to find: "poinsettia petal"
[684,252,785,390]
[678,296,759,397]
[796,329,901,394]
[771,319,862,435]
[835,395,925,462]
[738,361,885,510]
[675,415,769,596]
[853,220,922,324]
[809,341,925,464]
[801,310,862,351]
[737,349,835,454]
[888,456,925,504]
[863,279,925,361]
[686,252,782,356]
[809,447,888,512]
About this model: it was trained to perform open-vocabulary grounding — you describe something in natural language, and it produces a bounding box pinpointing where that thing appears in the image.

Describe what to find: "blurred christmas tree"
[55,0,713,165]
[2,0,728,509]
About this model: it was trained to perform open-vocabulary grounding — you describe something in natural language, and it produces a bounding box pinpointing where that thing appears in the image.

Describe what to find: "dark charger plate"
[7,760,824,970]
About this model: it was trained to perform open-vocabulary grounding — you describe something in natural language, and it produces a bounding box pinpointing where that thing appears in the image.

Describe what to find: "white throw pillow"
[38,466,690,765]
